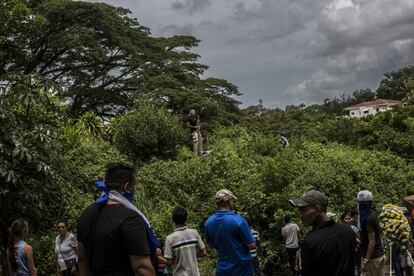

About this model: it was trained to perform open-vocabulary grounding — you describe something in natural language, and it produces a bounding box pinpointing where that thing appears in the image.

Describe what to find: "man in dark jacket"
[357,190,385,276]
[290,190,356,276]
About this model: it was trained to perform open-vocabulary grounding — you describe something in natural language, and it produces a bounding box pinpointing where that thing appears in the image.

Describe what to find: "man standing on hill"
[164,206,206,276]
[281,215,300,275]
[186,109,202,155]
[289,190,356,276]
[205,189,256,276]
[357,189,385,276]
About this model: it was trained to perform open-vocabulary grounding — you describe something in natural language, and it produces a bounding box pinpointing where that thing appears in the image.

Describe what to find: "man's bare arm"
[130,255,155,276]
[78,242,92,276]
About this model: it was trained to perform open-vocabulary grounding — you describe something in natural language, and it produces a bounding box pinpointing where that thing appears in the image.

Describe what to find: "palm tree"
[399,79,414,105]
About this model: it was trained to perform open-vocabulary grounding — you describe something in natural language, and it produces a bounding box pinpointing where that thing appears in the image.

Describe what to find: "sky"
[88,0,414,108]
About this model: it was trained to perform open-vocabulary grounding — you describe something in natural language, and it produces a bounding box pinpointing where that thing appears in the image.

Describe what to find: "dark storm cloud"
[86,0,414,107]
[289,0,414,104]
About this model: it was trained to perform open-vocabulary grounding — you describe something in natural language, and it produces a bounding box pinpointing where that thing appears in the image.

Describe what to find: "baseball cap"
[357,190,373,201]
[215,189,238,203]
[327,212,336,218]
[289,190,328,208]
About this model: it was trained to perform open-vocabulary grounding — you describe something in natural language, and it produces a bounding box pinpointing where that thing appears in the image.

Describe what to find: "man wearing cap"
[290,190,356,276]
[357,189,385,276]
[204,189,256,276]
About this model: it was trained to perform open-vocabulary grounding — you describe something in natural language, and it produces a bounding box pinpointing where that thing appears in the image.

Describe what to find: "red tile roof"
[344,99,401,110]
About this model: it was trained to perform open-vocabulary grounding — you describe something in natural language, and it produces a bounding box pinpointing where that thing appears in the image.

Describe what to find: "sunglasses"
[57,226,65,229]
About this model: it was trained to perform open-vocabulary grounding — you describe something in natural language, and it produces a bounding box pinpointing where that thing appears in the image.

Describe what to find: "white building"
[344,99,401,118]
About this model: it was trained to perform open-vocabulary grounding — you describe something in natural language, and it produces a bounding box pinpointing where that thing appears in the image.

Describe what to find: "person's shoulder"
[188,228,202,237]
[24,243,33,253]
[334,222,354,232]
[165,232,175,242]
[77,203,97,224]
[366,212,380,223]
[205,213,219,224]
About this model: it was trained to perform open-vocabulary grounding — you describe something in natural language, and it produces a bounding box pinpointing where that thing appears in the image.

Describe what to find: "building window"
[363,110,369,114]
[376,108,379,112]
[351,112,355,115]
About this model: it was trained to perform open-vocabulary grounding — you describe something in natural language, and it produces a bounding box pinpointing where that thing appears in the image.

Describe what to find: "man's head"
[356,189,373,204]
[289,190,328,227]
[284,215,291,224]
[215,189,238,210]
[404,194,414,219]
[172,206,187,226]
[189,109,196,116]
[104,163,136,192]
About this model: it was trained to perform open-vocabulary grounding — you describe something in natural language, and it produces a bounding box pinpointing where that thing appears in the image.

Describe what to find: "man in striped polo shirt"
[164,206,206,275]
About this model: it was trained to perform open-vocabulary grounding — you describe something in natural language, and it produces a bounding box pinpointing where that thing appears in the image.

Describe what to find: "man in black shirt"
[186,109,199,133]
[77,164,155,276]
[290,190,356,276]
[186,109,202,155]
[357,190,385,276]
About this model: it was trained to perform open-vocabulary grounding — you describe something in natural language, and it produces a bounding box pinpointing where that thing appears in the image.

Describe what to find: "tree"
[399,79,414,105]
[1,0,241,123]
[376,66,414,100]
[0,74,65,269]
[113,102,186,163]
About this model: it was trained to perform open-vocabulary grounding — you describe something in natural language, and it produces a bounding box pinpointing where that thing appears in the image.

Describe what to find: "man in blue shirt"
[204,189,256,276]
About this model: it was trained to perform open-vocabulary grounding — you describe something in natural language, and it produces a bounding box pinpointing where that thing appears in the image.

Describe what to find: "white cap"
[357,190,373,202]
[327,212,336,218]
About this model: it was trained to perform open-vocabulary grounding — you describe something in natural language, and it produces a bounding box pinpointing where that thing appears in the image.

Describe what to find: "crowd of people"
[6,162,414,276]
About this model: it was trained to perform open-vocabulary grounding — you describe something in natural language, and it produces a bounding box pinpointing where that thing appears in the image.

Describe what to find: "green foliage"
[136,126,414,273]
[376,66,414,100]
[113,102,186,163]
[0,74,64,247]
[1,0,241,123]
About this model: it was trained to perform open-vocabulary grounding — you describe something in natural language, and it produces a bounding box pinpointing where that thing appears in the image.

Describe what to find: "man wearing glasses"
[289,190,356,276]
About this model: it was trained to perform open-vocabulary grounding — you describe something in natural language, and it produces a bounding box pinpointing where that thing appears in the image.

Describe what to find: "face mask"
[121,191,135,203]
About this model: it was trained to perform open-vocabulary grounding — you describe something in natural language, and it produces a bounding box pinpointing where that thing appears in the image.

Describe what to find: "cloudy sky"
[90,0,414,107]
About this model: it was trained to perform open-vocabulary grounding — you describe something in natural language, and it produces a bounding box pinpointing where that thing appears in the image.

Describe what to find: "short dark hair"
[172,206,187,225]
[284,215,291,223]
[56,220,66,227]
[104,163,135,190]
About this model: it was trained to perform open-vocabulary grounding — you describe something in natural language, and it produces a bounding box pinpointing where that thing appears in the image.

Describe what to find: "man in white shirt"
[281,215,300,275]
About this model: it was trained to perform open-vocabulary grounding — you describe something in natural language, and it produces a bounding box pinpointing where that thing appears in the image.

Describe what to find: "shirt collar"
[174,226,188,231]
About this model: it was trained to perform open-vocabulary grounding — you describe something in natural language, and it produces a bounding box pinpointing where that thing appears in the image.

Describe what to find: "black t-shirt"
[301,220,356,276]
[186,115,198,133]
[360,211,384,258]
[77,204,150,276]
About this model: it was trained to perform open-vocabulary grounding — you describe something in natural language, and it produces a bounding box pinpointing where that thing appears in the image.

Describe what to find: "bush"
[113,103,186,163]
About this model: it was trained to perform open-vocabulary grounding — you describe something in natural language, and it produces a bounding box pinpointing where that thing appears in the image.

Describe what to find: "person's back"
[164,206,205,276]
[301,220,356,276]
[15,240,30,276]
[77,203,149,275]
[164,227,204,275]
[205,189,255,276]
[205,210,254,275]
[76,163,156,276]
[281,222,299,249]
[7,219,37,276]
